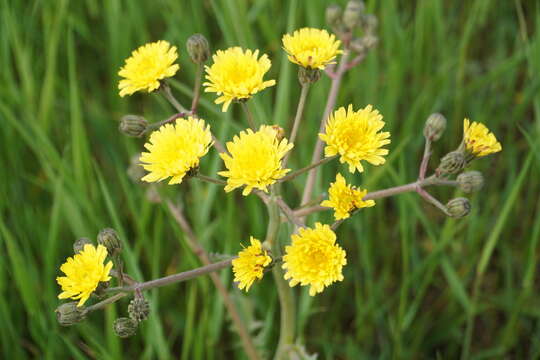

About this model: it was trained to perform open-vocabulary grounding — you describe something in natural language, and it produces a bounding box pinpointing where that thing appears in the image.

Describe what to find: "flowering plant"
[55,2,501,358]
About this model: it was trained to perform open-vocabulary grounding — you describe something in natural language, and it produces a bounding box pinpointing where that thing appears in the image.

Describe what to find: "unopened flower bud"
[446,197,471,218]
[119,115,148,138]
[326,4,343,30]
[362,14,378,35]
[186,34,210,63]
[73,237,92,254]
[423,113,447,142]
[437,151,466,176]
[56,302,87,326]
[361,34,378,49]
[97,228,122,257]
[128,297,150,322]
[457,171,484,193]
[298,67,320,85]
[343,1,365,30]
[113,317,138,338]
[270,125,285,141]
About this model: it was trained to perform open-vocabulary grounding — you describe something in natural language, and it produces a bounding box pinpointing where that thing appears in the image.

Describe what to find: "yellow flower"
[118,40,180,97]
[204,47,276,112]
[57,244,113,307]
[140,117,213,185]
[463,118,502,157]
[282,28,342,69]
[321,173,375,220]
[319,104,391,173]
[232,237,272,291]
[219,125,293,196]
[282,223,346,296]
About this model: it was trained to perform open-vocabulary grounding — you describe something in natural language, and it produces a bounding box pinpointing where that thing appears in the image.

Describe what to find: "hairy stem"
[107,259,233,293]
[300,51,351,208]
[145,112,187,134]
[279,156,337,183]
[241,101,257,130]
[86,292,128,313]
[295,176,451,218]
[191,63,203,112]
[195,174,226,186]
[160,82,188,113]
[419,139,432,180]
[283,83,311,166]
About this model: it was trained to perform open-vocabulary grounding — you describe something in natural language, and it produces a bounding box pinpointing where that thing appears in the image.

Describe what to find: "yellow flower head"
[319,104,391,173]
[118,40,180,97]
[140,117,213,185]
[282,223,346,296]
[282,28,343,69]
[204,47,276,112]
[463,118,502,157]
[218,125,293,196]
[321,173,375,220]
[57,244,113,307]
[232,237,272,291]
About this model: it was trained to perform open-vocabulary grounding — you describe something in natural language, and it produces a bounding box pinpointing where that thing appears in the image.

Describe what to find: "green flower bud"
[423,113,447,142]
[437,151,466,176]
[361,34,378,50]
[186,34,210,64]
[362,14,378,35]
[73,237,92,254]
[97,228,122,257]
[119,115,148,138]
[56,302,87,326]
[128,297,150,322]
[113,317,138,338]
[298,67,321,85]
[446,197,471,218]
[325,4,343,30]
[343,1,365,30]
[457,171,484,193]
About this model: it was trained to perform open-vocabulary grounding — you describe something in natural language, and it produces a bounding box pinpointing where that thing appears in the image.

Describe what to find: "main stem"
[265,189,295,360]
[300,51,351,208]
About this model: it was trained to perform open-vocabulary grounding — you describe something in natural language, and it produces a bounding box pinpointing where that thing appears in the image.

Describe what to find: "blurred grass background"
[1,0,539,359]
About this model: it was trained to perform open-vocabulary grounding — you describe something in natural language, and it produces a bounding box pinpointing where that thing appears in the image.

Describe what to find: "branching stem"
[161,82,188,113]
[279,156,337,183]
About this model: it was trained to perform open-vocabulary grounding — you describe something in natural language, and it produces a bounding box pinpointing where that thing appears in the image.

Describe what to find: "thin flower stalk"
[191,63,204,112]
[161,82,188,113]
[283,83,311,166]
[301,50,351,208]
